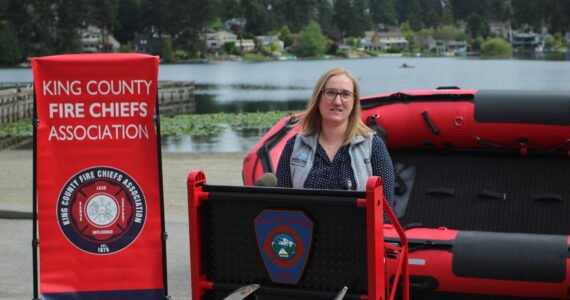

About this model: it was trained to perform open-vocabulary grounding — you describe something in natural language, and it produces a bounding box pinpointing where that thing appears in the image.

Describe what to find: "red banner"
[32,54,164,299]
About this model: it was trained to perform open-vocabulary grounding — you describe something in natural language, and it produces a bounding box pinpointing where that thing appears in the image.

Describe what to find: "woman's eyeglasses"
[321,88,354,102]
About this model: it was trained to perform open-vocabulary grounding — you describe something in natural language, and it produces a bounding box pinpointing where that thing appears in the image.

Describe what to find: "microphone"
[341,179,353,190]
[255,173,277,187]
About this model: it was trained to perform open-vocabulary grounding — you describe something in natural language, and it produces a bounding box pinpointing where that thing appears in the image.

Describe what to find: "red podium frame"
[187,170,409,300]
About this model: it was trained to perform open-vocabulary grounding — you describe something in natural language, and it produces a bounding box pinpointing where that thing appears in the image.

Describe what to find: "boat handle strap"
[421,111,440,135]
[426,187,454,196]
[478,189,507,200]
[533,193,562,202]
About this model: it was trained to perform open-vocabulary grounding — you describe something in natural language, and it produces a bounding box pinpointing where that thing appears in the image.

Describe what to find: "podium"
[187,171,409,300]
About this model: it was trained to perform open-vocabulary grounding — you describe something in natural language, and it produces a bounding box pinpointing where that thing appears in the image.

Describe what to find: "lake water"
[2,55,570,152]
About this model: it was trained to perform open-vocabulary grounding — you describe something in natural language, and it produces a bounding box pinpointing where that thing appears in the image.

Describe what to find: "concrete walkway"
[0,150,246,300]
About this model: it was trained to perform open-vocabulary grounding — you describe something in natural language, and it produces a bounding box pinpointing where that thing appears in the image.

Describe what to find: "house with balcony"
[428,40,468,56]
[206,31,238,52]
[488,21,512,41]
[80,25,120,53]
[363,31,408,51]
[256,35,284,50]
[511,32,542,50]
[236,39,256,52]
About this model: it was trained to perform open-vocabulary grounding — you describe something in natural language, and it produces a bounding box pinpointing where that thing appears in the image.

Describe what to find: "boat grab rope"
[361,92,475,109]
[476,137,570,156]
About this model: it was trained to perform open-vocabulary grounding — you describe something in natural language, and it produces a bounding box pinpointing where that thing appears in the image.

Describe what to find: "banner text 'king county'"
[42,79,154,142]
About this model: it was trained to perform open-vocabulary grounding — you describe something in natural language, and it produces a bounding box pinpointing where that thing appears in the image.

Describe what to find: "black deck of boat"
[392,149,570,236]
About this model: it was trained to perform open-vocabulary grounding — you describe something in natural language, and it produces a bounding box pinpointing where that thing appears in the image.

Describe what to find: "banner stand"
[32,88,39,300]
[31,54,172,300]
[154,92,171,299]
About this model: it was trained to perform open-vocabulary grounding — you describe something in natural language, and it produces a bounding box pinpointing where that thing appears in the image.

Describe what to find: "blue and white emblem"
[254,210,313,284]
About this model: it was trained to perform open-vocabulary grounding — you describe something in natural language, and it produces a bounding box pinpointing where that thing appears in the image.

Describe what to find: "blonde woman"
[276,67,394,206]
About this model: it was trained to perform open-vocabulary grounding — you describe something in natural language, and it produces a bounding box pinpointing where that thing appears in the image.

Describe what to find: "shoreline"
[0,150,246,216]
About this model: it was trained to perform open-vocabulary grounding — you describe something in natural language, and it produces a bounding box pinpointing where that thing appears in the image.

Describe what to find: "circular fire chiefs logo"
[57,167,146,254]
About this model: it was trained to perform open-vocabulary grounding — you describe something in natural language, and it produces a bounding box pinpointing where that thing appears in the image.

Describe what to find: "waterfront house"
[206,31,238,53]
[236,39,256,52]
[488,21,512,41]
[511,32,542,50]
[80,25,120,53]
[428,40,468,56]
[363,31,408,51]
[256,35,284,50]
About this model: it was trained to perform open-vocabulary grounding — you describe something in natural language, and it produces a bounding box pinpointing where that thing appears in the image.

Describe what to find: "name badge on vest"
[291,151,308,167]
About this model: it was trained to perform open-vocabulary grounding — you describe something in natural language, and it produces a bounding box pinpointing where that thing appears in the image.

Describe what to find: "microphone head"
[255,173,277,187]
[341,179,353,190]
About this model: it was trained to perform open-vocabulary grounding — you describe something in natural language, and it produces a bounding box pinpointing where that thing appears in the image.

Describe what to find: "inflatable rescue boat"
[242,88,570,299]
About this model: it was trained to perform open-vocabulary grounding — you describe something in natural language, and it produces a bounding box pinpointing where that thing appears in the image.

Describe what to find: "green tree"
[433,26,466,41]
[421,0,444,28]
[242,0,274,35]
[544,35,557,50]
[467,13,489,38]
[54,0,89,54]
[141,0,170,37]
[370,0,397,26]
[89,0,120,37]
[0,21,22,64]
[481,37,512,58]
[115,0,142,44]
[296,21,329,57]
[512,0,544,31]
[333,0,351,36]
[169,0,215,57]
[273,0,315,32]
[351,0,371,37]
[209,17,225,31]
[279,25,293,48]
[314,0,333,30]
[471,36,485,51]
[404,0,423,31]
[161,39,174,62]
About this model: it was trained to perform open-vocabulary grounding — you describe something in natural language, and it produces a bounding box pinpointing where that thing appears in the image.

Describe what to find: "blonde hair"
[297,67,372,145]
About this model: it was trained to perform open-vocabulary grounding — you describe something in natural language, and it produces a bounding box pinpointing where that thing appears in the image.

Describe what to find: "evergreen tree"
[406,0,423,31]
[115,0,141,44]
[351,0,371,37]
[170,0,215,57]
[54,0,88,54]
[333,0,351,36]
[273,0,316,32]
[467,13,490,38]
[140,0,170,37]
[370,0,396,28]
[314,0,333,30]
[242,0,274,35]
[440,0,454,25]
[421,0,443,29]
[0,20,22,64]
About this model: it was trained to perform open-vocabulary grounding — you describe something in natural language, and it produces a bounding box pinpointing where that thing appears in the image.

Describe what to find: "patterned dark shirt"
[276,134,394,207]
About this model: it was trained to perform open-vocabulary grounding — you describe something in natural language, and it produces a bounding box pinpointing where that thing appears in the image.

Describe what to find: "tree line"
[1,0,569,64]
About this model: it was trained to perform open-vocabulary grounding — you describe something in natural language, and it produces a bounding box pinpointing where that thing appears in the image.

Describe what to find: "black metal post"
[32,86,39,300]
[155,90,170,299]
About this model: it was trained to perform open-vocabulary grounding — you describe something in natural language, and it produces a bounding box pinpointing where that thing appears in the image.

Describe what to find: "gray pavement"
[0,150,247,300]
[0,213,191,300]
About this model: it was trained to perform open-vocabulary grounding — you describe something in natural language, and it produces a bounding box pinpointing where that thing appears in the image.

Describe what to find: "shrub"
[174,49,189,61]
[481,37,512,58]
